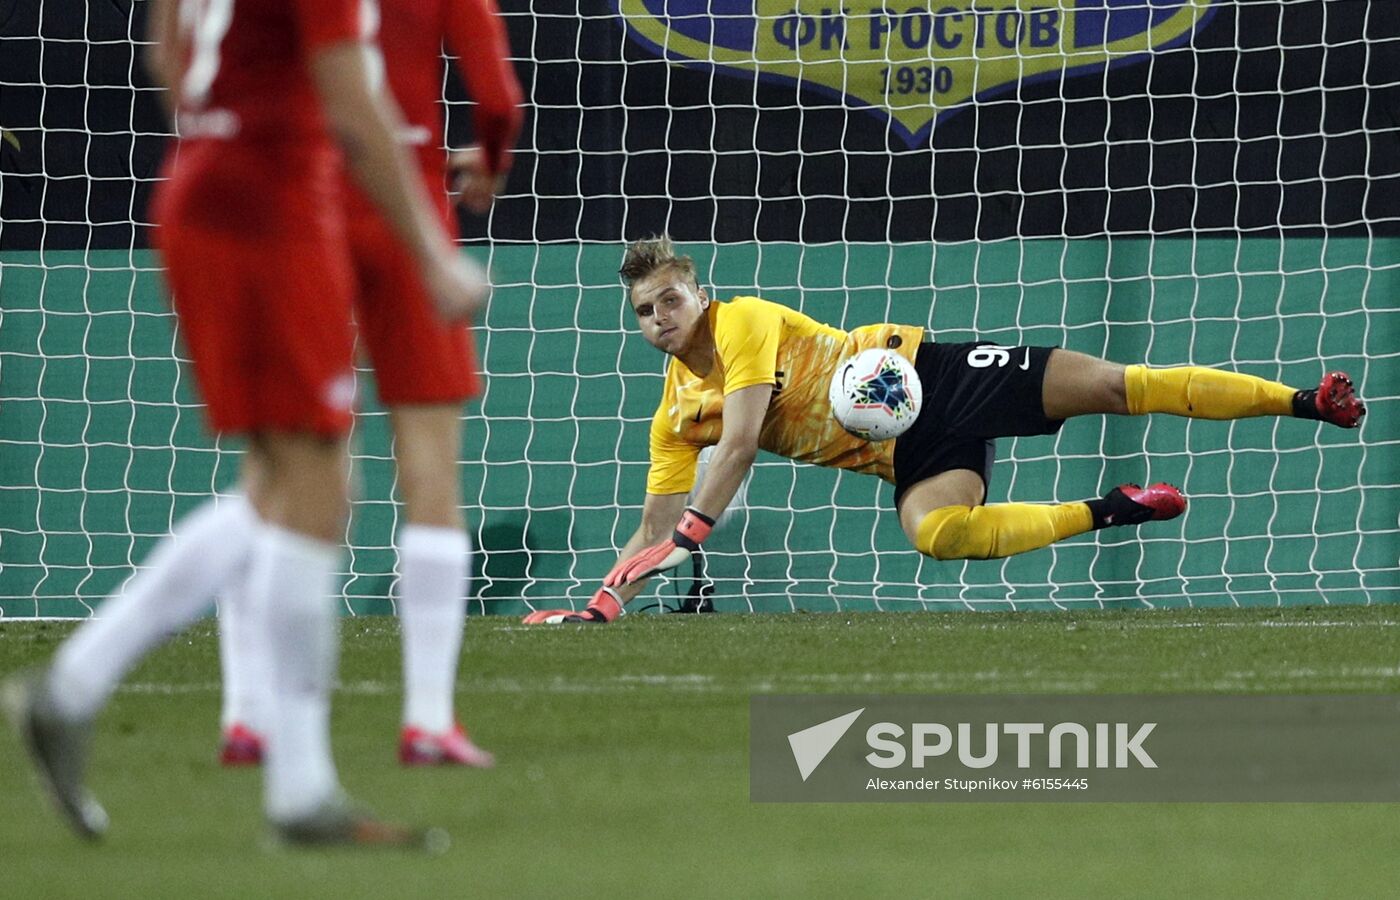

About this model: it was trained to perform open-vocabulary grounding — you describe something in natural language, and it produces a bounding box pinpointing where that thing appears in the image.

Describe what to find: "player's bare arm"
[528,382,772,622]
[308,42,486,322]
[604,383,770,591]
[522,375,770,626]
[142,0,184,115]
[620,491,693,576]
[445,0,523,213]
[686,385,769,520]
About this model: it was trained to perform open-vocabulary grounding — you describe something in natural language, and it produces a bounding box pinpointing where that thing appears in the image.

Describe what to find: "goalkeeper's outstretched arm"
[602,490,692,603]
[523,384,772,623]
[684,386,768,520]
[606,384,770,588]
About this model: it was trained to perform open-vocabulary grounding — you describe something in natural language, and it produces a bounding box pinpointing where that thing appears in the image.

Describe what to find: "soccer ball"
[827,348,923,441]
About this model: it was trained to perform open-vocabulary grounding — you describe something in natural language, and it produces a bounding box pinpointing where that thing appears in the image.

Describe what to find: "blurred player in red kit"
[215,0,522,770]
[3,0,487,847]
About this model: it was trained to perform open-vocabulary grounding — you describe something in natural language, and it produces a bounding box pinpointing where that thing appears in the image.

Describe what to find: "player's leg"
[898,470,1183,560]
[216,452,268,765]
[244,430,352,827]
[900,467,1085,560]
[213,420,479,768]
[389,404,492,767]
[352,200,489,767]
[896,467,1185,562]
[43,494,258,722]
[891,346,1183,562]
[219,440,433,842]
[1040,349,1365,427]
[216,575,267,765]
[169,219,423,844]
[1,492,259,838]
[221,224,418,839]
[0,229,268,838]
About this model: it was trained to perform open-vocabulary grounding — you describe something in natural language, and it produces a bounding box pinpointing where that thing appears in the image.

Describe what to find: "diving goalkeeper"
[523,236,1365,624]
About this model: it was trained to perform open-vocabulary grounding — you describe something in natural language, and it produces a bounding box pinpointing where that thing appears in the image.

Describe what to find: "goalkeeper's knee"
[915,503,1093,560]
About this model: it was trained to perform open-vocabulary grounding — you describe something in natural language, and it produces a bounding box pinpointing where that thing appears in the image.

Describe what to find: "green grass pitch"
[3,606,1399,898]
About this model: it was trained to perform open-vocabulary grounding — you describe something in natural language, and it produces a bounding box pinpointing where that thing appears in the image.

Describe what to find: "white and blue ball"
[828,348,923,441]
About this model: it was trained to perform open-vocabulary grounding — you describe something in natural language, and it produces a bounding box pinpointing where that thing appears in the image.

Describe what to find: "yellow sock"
[915,503,1094,561]
[1123,365,1296,420]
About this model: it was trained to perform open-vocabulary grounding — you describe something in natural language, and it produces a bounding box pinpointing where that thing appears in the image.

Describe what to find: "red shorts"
[158,225,358,437]
[347,200,480,406]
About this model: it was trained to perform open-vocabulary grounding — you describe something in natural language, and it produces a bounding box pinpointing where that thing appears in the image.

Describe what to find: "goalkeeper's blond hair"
[619,234,697,292]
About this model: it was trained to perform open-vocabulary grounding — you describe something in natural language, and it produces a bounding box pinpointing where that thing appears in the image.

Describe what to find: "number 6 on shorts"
[966,345,1013,368]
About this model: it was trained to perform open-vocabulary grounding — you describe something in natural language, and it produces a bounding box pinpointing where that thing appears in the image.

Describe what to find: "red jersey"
[341,0,519,405]
[371,0,522,180]
[154,0,367,238]
[152,0,369,437]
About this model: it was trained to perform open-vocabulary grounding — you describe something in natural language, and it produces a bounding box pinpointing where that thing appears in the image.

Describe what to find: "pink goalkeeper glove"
[604,508,714,587]
[521,586,623,625]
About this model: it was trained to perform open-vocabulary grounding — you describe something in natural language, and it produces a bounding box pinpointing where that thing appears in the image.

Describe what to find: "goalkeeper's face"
[629,271,710,356]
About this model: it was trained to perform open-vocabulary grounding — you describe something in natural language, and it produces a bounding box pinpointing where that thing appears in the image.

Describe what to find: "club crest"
[611,0,1220,145]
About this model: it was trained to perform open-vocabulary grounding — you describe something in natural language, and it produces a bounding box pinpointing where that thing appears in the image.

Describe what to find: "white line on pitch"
[114,666,1400,698]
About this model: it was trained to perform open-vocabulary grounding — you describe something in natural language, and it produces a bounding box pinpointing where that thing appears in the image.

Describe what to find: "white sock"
[217,573,268,734]
[398,525,470,733]
[48,496,257,722]
[254,525,342,823]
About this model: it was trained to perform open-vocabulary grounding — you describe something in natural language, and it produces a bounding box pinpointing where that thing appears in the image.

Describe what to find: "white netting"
[0,1,1396,617]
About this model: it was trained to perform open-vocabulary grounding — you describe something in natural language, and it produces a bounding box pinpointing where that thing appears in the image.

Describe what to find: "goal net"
[1,1,1396,617]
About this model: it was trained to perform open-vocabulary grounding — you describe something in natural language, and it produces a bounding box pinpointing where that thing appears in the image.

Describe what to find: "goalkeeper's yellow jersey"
[646,296,924,494]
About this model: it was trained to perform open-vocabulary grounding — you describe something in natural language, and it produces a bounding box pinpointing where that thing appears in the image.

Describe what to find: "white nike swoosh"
[1019,348,1031,371]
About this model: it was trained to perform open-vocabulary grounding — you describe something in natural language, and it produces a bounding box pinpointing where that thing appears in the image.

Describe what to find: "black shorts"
[892,341,1065,507]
